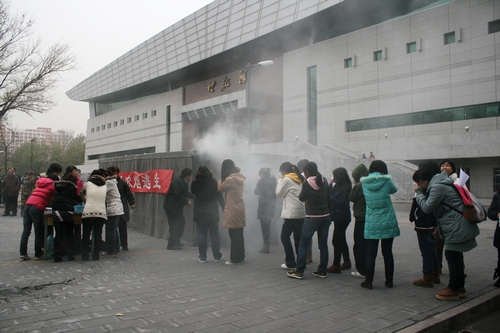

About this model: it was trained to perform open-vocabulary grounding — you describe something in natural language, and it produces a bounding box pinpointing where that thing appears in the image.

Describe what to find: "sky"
[8,0,213,136]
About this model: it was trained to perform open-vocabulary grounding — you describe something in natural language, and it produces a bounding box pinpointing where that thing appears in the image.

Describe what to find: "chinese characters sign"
[120,169,174,193]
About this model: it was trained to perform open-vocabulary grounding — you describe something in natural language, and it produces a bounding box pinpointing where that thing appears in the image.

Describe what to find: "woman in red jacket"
[19,163,62,260]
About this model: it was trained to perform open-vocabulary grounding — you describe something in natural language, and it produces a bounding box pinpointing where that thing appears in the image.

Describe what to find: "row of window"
[345,102,500,132]
[90,110,157,133]
[342,18,500,68]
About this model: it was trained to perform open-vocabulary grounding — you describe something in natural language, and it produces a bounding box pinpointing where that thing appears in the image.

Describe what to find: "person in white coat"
[276,162,306,270]
[105,173,125,255]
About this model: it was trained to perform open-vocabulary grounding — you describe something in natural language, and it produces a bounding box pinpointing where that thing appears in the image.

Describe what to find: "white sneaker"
[281,263,293,270]
[351,271,364,278]
[198,258,207,263]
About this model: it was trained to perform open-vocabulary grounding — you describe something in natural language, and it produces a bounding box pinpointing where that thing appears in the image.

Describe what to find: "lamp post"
[245,60,273,148]
[30,138,36,169]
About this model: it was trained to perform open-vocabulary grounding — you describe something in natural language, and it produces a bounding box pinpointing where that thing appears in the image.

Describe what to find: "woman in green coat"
[360,160,399,289]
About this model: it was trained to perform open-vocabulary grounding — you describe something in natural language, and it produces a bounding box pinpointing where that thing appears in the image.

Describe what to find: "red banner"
[120,169,174,193]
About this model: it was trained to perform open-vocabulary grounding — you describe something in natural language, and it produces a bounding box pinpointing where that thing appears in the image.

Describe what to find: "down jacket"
[276,173,305,219]
[82,175,107,220]
[191,176,225,224]
[361,172,400,239]
[415,172,479,245]
[52,180,82,211]
[218,170,246,229]
[25,177,56,211]
[106,177,125,217]
[254,176,277,220]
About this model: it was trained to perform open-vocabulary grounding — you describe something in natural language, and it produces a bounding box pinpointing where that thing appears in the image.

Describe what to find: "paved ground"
[1,202,499,333]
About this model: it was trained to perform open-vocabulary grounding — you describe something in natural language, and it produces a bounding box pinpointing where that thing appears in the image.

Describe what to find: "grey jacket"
[415,172,479,244]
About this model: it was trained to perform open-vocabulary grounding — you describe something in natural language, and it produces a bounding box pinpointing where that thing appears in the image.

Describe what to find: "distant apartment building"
[0,126,72,150]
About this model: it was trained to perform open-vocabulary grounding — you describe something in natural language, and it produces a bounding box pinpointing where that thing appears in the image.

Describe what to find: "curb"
[397,288,500,333]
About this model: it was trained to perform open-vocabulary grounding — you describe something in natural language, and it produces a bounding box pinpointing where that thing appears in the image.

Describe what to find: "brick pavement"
[0,203,499,333]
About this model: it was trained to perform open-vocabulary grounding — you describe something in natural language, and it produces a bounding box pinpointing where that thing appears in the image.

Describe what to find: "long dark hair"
[332,167,352,194]
[368,160,388,174]
[195,165,213,180]
[221,159,237,182]
[303,161,323,188]
[279,162,303,182]
[259,167,271,178]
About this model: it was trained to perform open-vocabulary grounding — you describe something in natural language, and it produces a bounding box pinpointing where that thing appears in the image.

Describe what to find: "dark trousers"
[105,215,120,254]
[4,195,18,215]
[416,231,439,273]
[74,224,82,254]
[445,250,465,291]
[197,221,222,260]
[353,219,367,275]
[82,217,104,260]
[332,220,351,265]
[54,220,75,256]
[19,205,44,257]
[280,218,304,268]
[118,218,128,249]
[165,209,185,249]
[365,238,394,273]
[228,228,245,263]
[259,218,271,246]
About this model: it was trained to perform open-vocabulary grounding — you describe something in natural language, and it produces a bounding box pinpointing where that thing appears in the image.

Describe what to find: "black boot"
[494,268,500,287]
[361,270,374,289]
[67,251,75,261]
[53,251,62,263]
[385,268,394,288]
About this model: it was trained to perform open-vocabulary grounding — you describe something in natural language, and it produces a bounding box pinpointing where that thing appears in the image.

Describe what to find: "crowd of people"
[11,156,500,302]
[163,157,499,302]
[16,164,135,262]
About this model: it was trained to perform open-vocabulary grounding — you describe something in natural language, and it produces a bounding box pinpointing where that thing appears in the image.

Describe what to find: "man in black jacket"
[164,168,195,250]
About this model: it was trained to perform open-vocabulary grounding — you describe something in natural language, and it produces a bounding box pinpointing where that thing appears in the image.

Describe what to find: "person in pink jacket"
[19,163,62,260]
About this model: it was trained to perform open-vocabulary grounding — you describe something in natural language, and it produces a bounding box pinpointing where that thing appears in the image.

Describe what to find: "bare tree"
[0,117,17,173]
[0,0,75,120]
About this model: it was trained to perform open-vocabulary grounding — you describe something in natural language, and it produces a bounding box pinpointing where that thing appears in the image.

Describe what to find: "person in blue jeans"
[287,162,331,279]
[410,169,440,287]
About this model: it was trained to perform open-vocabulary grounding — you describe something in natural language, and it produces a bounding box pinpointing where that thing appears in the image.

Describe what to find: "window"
[96,127,100,132]
[127,117,132,123]
[374,50,383,61]
[107,123,111,129]
[489,20,500,34]
[346,101,500,132]
[135,115,139,121]
[113,121,118,127]
[91,128,95,133]
[444,32,455,44]
[494,168,500,192]
[344,58,352,68]
[120,119,124,125]
[143,112,148,119]
[407,42,417,53]
[101,125,105,130]
[307,66,317,145]
[151,110,156,117]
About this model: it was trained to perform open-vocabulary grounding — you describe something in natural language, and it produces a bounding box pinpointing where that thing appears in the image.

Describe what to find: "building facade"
[68,0,500,197]
[0,126,72,150]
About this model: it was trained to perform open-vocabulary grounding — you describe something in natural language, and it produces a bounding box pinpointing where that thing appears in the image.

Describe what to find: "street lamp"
[30,138,36,169]
[245,60,274,148]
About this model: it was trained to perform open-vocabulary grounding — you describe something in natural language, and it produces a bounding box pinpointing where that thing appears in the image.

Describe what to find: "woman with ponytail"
[287,162,331,279]
[276,162,305,270]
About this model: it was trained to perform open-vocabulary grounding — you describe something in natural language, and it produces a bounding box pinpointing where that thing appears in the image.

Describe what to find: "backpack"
[443,184,487,224]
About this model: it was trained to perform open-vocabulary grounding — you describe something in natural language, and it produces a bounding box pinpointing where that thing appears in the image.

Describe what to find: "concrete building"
[67,0,500,198]
[0,126,72,150]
